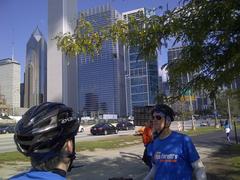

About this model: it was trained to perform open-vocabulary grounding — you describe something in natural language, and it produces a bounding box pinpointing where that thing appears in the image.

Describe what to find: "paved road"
[0,120,212,153]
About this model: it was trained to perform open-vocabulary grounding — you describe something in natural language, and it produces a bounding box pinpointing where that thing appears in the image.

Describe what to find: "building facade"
[168,47,211,112]
[123,8,159,116]
[20,83,24,107]
[78,5,126,117]
[0,58,20,114]
[24,27,47,107]
[48,0,79,112]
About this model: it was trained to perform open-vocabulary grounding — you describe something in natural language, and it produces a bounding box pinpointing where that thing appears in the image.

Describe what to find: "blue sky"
[0,0,178,82]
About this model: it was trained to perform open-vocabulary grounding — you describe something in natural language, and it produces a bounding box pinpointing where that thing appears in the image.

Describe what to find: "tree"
[55,0,240,101]
[216,89,240,118]
[167,0,240,100]
[154,90,168,104]
[55,17,105,57]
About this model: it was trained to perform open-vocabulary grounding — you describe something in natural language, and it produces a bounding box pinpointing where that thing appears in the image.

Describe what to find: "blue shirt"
[9,170,66,180]
[149,131,200,180]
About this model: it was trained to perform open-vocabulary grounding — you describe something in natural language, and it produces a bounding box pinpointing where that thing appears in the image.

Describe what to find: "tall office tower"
[168,47,210,111]
[20,83,24,107]
[48,0,79,112]
[24,27,47,108]
[78,5,126,117]
[0,58,20,114]
[123,8,159,116]
[158,76,163,93]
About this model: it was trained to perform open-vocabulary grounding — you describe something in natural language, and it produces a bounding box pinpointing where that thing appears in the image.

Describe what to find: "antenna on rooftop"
[11,28,15,61]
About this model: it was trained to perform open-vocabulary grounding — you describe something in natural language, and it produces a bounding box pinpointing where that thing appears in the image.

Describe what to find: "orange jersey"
[142,127,153,145]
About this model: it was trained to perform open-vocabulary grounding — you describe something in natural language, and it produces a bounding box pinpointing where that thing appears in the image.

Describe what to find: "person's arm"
[183,135,207,180]
[191,159,207,180]
[143,164,156,180]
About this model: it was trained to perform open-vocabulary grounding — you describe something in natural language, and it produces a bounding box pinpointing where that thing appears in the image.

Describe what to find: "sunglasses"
[153,115,163,120]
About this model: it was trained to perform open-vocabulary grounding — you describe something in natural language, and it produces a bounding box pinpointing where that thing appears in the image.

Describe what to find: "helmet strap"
[67,137,76,172]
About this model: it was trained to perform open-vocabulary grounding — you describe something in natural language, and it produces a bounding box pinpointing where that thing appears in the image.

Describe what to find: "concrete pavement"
[68,130,239,180]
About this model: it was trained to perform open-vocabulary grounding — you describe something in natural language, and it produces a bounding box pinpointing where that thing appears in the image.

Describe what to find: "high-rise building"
[158,76,163,93]
[123,8,159,116]
[78,5,126,117]
[0,58,20,114]
[168,47,210,112]
[48,0,79,112]
[24,27,47,107]
[20,83,24,107]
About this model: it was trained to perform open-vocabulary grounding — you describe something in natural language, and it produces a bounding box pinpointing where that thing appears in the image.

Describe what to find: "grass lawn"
[0,135,142,163]
[205,144,240,180]
[183,126,223,136]
[75,135,142,151]
[0,151,29,163]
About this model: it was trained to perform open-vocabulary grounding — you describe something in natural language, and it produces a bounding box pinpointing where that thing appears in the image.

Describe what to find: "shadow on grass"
[204,144,240,180]
[69,152,148,180]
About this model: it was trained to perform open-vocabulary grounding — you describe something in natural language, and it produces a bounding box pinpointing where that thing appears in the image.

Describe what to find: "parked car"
[0,126,7,134]
[0,125,15,134]
[78,125,85,133]
[200,121,210,127]
[6,125,15,133]
[200,122,207,127]
[90,123,118,135]
[116,121,135,130]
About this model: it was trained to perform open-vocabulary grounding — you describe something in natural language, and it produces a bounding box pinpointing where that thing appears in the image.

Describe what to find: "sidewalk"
[69,144,148,180]
[68,134,225,180]
[69,130,239,180]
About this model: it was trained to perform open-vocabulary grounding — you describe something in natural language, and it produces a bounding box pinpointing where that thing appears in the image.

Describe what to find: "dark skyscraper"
[20,83,24,107]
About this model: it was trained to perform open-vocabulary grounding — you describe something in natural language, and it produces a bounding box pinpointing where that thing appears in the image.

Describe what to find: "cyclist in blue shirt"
[144,104,207,180]
[9,102,80,180]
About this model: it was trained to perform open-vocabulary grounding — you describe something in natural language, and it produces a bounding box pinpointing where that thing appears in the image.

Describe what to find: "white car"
[78,125,85,132]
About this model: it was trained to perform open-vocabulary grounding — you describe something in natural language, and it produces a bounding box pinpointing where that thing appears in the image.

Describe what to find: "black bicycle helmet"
[152,104,175,122]
[14,102,80,162]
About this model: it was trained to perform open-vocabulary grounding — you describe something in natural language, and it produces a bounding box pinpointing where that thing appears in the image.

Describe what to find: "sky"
[0,0,178,82]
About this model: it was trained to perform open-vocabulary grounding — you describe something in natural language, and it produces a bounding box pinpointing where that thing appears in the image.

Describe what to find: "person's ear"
[65,139,73,153]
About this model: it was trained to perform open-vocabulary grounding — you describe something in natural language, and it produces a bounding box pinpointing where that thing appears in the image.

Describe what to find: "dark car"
[5,126,15,133]
[0,125,15,134]
[116,121,135,131]
[0,126,7,134]
[90,123,118,135]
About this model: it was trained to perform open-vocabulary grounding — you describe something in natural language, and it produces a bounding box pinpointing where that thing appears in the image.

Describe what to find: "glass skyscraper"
[24,27,47,108]
[123,8,159,115]
[78,5,126,117]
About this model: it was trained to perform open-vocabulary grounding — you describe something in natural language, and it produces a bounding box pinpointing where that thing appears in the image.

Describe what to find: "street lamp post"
[227,97,232,125]
[213,99,218,127]
[187,73,195,130]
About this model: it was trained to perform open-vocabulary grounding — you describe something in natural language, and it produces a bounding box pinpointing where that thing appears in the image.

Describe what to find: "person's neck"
[159,128,172,139]
[56,162,68,173]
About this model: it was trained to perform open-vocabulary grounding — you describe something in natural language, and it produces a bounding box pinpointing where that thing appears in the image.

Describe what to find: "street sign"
[180,96,196,102]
